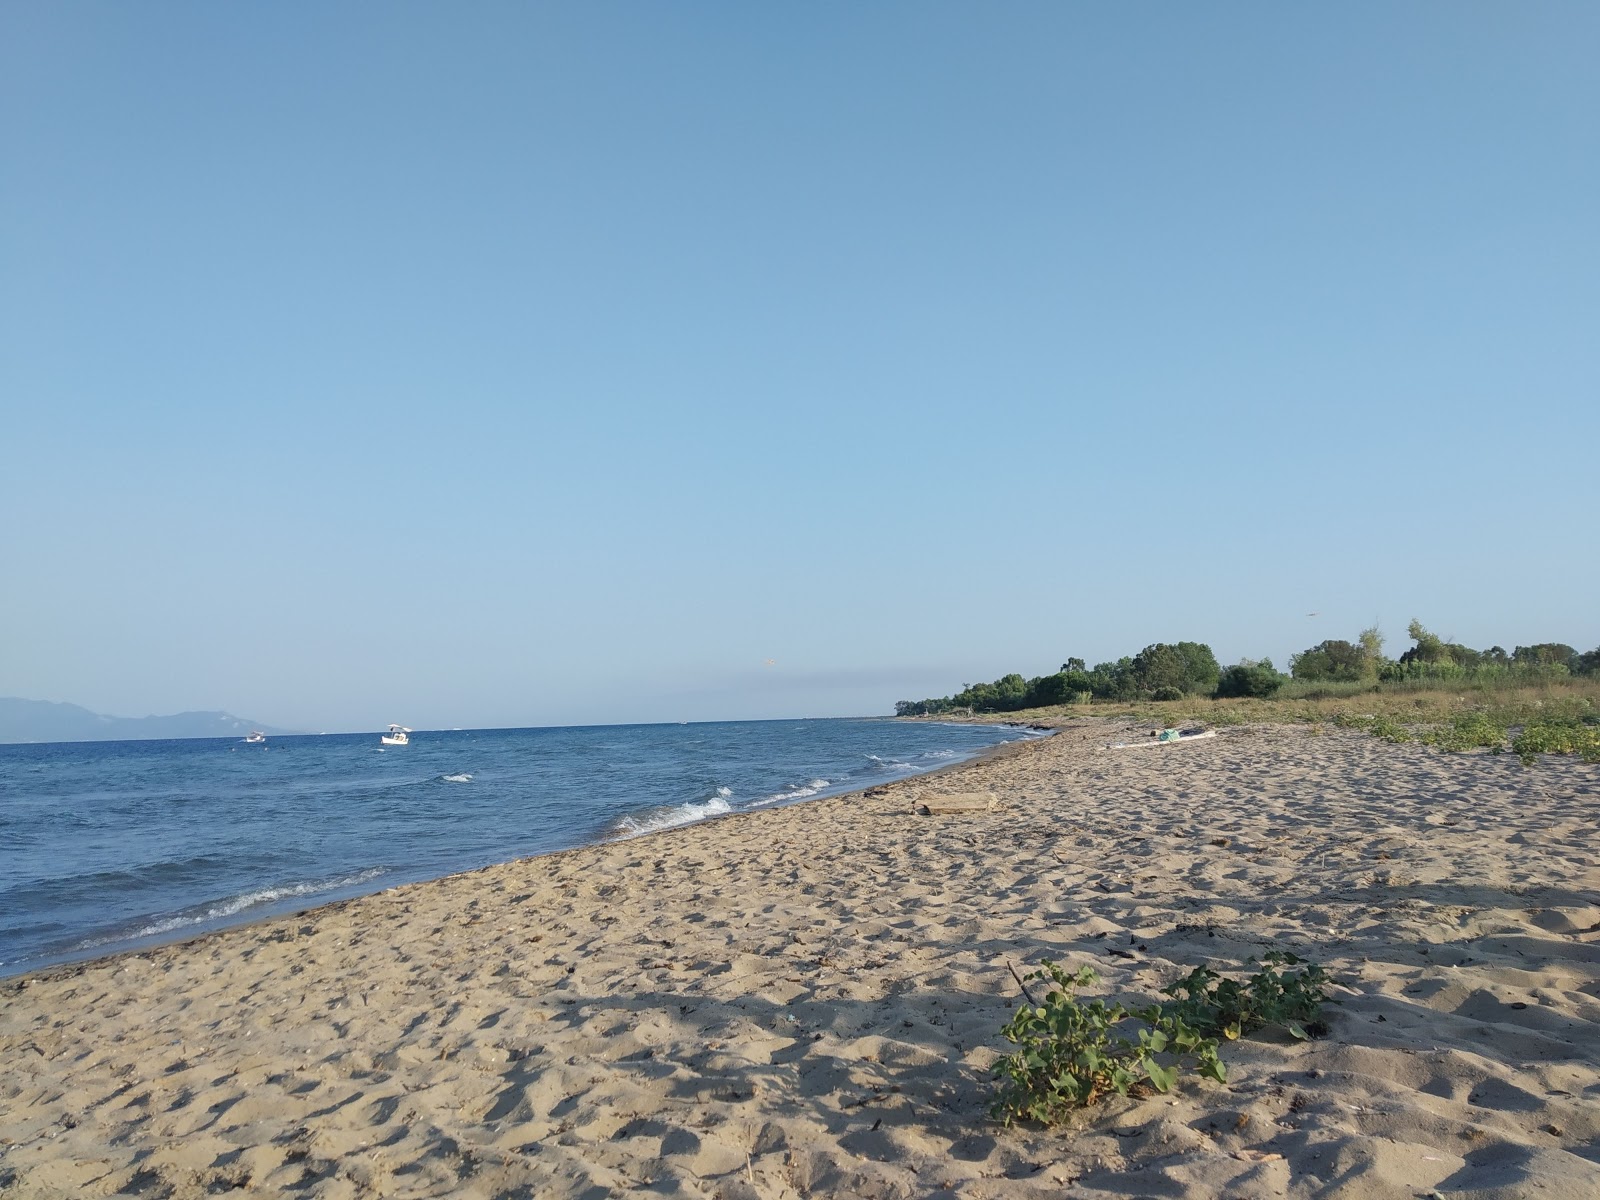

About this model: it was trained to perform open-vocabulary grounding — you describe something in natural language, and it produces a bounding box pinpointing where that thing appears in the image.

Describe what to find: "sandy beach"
[3,720,1597,1199]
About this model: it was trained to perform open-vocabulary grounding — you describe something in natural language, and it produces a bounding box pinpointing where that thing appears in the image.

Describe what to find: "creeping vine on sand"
[992,953,1331,1127]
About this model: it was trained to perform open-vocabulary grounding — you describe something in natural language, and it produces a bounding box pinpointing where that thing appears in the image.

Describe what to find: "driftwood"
[913,789,999,816]
[1108,730,1218,750]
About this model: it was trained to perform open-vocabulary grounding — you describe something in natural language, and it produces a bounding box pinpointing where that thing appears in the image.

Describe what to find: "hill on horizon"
[0,697,301,745]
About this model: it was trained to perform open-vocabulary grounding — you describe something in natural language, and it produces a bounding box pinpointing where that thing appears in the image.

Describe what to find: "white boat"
[244,731,266,744]
[380,724,411,746]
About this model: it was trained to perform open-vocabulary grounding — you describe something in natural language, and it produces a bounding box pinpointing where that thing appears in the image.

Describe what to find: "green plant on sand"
[993,954,1334,1127]
[991,964,1225,1126]
[1513,718,1600,764]
[1159,951,1332,1042]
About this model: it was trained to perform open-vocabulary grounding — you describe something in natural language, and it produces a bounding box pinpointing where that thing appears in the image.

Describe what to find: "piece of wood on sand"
[1109,730,1219,750]
[915,790,999,815]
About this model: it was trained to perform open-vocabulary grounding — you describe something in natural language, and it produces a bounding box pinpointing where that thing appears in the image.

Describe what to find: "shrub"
[1417,711,1507,752]
[991,965,1224,1125]
[1159,952,1331,1042]
[1215,659,1287,699]
[1514,643,1577,668]
[1151,686,1185,702]
[1291,640,1371,682]
[1514,720,1600,764]
[1126,642,1221,699]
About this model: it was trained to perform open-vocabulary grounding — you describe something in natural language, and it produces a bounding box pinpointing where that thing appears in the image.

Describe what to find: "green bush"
[1215,659,1287,699]
[1417,711,1508,752]
[1151,686,1185,702]
[992,965,1224,1125]
[1514,720,1600,764]
[1159,952,1331,1042]
[1291,639,1372,682]
[1335,712,1413,743]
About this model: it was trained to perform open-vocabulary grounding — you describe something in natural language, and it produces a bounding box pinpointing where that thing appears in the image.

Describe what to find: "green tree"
[1514,643,1577,667]
[1089,658,1137,701]
[1127,642,1221,698]
[1401,620,1446,664]
[1290,640,1368,682]
[1358,626,1385,662]
[1215,658,1287,698]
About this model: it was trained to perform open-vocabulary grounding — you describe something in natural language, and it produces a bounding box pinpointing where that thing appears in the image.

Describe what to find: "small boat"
[244,731,266,744]
[380,724,411,746]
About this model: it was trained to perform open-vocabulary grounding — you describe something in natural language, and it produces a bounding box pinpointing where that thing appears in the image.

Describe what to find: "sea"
[0,718,1040,978]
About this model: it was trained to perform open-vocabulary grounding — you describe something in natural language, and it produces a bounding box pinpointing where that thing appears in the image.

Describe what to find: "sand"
[2,721,1598,1199]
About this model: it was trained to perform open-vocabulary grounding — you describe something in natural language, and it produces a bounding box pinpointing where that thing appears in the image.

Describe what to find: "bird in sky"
[1307,612,1320,618]
[762,658,777,667]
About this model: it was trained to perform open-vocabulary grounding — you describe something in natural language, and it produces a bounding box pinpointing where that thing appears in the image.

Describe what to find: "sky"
[3,3,1597,732]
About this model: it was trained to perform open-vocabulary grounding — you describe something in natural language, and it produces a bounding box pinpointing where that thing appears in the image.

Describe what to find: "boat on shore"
[380,724,411,746]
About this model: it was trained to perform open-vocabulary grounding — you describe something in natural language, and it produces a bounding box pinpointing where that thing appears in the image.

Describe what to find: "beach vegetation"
[1513,716,1600,764]
[1290,639,1376,683]
[1159,951,1331,1042]
[993,953,1332,1126]
[895,623,1600,749]
[1215,658,1287,699]
[991,964,1225,1125]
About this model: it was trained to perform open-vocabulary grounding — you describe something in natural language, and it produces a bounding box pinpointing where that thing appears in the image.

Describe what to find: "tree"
[1399,620,1480,668]
[1027,670,1094,707]
[1089,658,1137,701]
[1129,644,1189,696]
[1358,626,1386,666]
[1175,642,1222,695]
[1290,640,1369,682]
[1404,619,1449,664]
[1215,658,1287,698]
[1513,643,1577,667]
[1126,642,1221,698]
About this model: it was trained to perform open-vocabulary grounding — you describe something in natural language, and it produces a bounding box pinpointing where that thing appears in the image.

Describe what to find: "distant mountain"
[0,698,301,744]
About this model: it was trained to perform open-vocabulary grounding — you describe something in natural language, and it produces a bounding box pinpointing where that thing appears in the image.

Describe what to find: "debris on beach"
[914,790,999,815]
[1110,728,1218,750]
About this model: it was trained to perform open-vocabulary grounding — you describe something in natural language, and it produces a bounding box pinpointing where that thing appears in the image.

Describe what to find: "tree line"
[894,621,1600,716]
[1289,620,1599,684]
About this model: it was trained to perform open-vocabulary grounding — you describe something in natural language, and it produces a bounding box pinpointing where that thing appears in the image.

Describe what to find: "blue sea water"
[0,718,1037,977]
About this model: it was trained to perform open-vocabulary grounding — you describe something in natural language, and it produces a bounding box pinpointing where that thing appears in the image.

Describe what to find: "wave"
[751,778,832,807]
[865,754,916,772]
[440,773,473,783]
[72,867,389,951]
[609,795,733,839]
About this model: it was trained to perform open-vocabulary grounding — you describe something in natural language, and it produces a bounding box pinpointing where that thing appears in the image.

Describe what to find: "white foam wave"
[716,786,733,798]
[82,868,388,948]
[612,796,732,838]
[441,773,473,783]
[866,754,915,771]
[749,778,832,808]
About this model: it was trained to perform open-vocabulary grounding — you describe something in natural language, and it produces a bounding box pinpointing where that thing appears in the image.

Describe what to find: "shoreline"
[4,718,1597,1198]
[1,723,1051,985]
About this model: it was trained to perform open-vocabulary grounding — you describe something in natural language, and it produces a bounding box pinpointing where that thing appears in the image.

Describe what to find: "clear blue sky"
[4,4,1596,731]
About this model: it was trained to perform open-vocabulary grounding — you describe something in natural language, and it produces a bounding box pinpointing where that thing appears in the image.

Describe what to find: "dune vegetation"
[897,621,1600,762]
